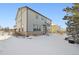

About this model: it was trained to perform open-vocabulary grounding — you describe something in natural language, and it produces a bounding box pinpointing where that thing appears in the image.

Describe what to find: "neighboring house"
[50,24,61,33]
[15,6,52,36]
[50,24,66,34]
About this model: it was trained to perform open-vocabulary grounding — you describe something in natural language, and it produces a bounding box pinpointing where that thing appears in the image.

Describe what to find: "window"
[41,18,44,20]
[33,24,37,31]
[33,28,37,31]
[33,28,41,31]
[41,17,45,20]
[37,26,41,31]
[22,28,23,31]
[33,24,41,31]
[38,28,41,31]
[19,28,20,32]
[36,15,39,19]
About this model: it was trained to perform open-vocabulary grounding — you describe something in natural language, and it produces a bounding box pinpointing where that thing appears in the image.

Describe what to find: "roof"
[19,6,52,21]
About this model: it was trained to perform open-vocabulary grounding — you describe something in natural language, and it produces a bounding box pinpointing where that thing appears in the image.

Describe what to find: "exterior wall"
[16,7,28,35]
[28,9,44,32]
[16,8,21,31]
[16,6,52,36]
[21,7,27,35]
[27,8,51,35]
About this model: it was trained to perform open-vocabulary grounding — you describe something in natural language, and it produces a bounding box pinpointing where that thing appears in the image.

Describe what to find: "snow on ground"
[0,33,79,55]
[0,31,12,40]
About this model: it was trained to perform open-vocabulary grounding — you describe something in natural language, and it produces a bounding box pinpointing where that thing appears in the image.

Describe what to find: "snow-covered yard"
[0,31,12,40]
[0,32,79,55]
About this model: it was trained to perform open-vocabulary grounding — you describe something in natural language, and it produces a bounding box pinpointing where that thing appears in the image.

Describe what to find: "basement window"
[33,24,41,31]
[33,28,41,31]
[37,28,41,31]
[33,28,37,31]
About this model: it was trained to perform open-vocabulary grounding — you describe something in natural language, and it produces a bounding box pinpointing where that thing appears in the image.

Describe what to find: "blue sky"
[0,3,73,29]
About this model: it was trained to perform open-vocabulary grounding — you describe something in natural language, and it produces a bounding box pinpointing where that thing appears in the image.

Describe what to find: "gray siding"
[16,8,27,32]
[16,6,52,35]
[21,8,27,32]
[28,8,51,32]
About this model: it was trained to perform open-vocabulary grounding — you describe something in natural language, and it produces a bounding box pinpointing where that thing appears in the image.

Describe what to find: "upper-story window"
[36,14,39,19]
[41,18,43,20]
[41,17,44,20]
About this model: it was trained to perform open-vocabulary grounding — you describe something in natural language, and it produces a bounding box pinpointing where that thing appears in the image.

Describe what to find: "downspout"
[26,8,28,37]
[21,8,22,33]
